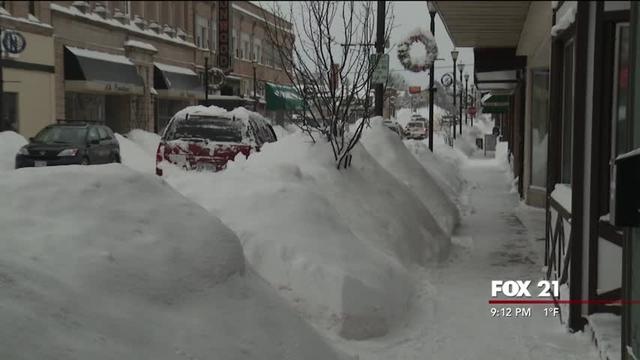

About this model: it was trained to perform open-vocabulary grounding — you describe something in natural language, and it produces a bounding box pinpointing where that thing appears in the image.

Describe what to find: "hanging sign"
[441,73,453,87]
[217,1,231,71]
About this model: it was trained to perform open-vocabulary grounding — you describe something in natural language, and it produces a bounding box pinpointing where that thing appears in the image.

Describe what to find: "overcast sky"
[256,1,474,90]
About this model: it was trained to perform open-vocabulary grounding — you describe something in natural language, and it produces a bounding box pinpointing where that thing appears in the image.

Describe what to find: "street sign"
[467,106,477,116]
[441,73,453,87]
[1,30,26,55]
[408,86,421,94]
[370,53,389,84]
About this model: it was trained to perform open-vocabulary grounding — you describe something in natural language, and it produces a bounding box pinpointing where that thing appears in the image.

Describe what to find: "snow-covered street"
[329,152,600,359]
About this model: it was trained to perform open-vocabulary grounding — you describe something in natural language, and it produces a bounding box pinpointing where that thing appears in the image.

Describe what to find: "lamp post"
[457,62,464,135]
[427,1,436,152]
[464,72,469,126]
[451,49,458,141]
[204,57,209,104]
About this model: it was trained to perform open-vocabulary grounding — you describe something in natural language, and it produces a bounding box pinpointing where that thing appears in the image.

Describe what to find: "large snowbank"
[0,165,343,360]
[404,138,465,199]
[362,118,459,236]
[114,133,156,174]
[165,132,451,340]
[0,131,26,172]
[126,128,161,156]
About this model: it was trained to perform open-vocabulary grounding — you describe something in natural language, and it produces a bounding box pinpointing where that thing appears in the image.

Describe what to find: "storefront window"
[0,92,18,132]
[530,70,549,188]
[65,92,105,122]
[612,24,630,157]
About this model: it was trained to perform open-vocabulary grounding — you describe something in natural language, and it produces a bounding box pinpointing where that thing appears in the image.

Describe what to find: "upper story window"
[196,16,209,49]
[210,19,217,51]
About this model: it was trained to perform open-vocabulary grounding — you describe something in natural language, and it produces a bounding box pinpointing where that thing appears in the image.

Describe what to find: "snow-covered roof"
[50,3,196,48]
[124,39,158,52]
[154,62,196,76]
[65,46,134,65]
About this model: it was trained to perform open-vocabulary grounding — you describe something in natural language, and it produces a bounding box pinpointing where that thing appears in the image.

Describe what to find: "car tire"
[81,157,90,166]
[112,153,121,163]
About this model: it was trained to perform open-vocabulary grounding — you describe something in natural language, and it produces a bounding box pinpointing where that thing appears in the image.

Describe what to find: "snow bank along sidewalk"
[0,131,27,172]
[166,125,454,340]
[0,165,343,360]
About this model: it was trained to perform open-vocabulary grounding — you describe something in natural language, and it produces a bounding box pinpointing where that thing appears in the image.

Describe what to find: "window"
[28,1,35,15]
[232,30,237,58]
[88,127,100,142]
[196,16,208,49]
[560,40,575,184]
[612,24,630,158]
[530,70,550,188]
[97,126,109,140]
[124,0,131,18]
[243,40,249,60]
[254,44,261,63]
[0,92,17,132]
[211,19,217,50]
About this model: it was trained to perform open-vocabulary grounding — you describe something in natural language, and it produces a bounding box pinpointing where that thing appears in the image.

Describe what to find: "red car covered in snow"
[155,107,277,175]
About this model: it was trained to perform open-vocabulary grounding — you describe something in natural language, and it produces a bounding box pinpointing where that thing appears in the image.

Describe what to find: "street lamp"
[451,49,458,141]
[427,1,437,152]
[457,62,464,135]
[464,72,469,126]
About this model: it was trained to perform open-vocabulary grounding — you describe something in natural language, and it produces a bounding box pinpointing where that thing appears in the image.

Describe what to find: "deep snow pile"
[361,118,459,236]
[0,131,26,172]
[0,165,343,360]
[126,128,160,155]
[165,132,451,340]
[114,133,157,174]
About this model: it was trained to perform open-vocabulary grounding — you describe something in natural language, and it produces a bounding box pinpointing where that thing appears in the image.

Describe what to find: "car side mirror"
[90,139,100,145]
[28,137,34,142]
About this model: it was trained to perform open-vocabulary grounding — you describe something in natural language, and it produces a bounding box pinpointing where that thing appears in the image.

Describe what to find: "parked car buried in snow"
[15,122,120,168]
[383,120,404,138]
[155,107,277,176]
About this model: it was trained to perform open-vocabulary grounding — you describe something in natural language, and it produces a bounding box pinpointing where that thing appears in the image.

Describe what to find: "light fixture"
[457,63,465,72]
[427,1,437,14]
[451,49,459,61]
[464,73,469,81]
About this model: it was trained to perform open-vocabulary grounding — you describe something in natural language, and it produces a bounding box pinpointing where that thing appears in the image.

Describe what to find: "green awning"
[265,83,303,111]
[482,105,509,114]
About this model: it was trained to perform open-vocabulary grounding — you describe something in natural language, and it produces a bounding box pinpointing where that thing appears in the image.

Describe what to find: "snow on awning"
[63,46,144,94]
[153,62,203,98]
[265,83,303,111]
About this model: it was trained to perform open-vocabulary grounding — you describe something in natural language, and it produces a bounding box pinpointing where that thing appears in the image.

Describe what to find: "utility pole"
[427,2,436,152]
[374,0,385,116]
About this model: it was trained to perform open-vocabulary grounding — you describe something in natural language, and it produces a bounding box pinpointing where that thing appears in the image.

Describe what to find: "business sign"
[1,30,26,55]
[408,86,421,94]
[369,53,389,84]
[217,1,231,71]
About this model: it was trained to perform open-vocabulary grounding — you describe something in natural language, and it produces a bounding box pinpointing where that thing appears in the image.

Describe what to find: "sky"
[255,1,474,91]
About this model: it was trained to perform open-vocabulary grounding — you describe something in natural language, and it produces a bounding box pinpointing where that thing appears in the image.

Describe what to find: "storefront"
[63,46,144,133]
[153,62,203,132]
[265,82,303,124]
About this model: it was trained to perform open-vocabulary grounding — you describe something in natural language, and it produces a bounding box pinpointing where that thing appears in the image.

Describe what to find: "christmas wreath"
[397,28,438,72]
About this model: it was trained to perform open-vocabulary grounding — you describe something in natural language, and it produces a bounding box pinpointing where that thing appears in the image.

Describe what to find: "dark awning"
[482,94,510,113]
[265,83,303,111]
[154,63,203,98]
[64,46,144,94]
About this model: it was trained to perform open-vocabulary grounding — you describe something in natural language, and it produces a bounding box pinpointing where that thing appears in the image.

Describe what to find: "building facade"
[0,1,293,136]
[437,1,640,359]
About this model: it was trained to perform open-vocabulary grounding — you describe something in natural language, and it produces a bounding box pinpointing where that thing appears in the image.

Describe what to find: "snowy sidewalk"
[333,155,599,360]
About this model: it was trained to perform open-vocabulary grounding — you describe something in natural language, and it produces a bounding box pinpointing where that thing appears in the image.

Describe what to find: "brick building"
[0,1,293,136]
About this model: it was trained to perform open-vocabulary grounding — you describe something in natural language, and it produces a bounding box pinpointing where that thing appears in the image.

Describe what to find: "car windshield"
[408,122,425,128]
[33,126,87,144]
[167,116,243,143]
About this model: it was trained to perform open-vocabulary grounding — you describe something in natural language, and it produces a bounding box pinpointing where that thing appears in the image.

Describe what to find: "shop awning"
[474,47,526,94]
[265,83,303,111]
[482,94,510,113]
[64,46,144,94]
[154,62,204,98]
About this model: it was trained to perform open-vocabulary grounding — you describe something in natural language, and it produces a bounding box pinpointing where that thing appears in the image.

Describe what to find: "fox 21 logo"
[491,280,559,298]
